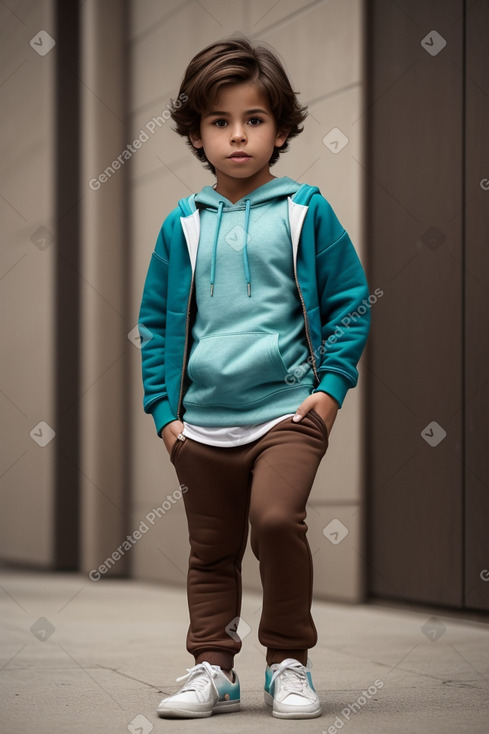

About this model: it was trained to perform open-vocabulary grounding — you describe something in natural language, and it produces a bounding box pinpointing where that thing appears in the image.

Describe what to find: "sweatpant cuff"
[266,649,308,666]
[195,650,234,670]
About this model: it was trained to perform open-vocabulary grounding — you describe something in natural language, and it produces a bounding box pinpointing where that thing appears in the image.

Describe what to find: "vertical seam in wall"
[123,0,132,577]
[364,0,373,603]
[461,0,466,608]
[359,0,368,604]
[242,0,251,35]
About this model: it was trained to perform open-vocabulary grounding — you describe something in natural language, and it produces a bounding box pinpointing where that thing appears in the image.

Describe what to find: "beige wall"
[128,0,367,601]
[0,0,57,565]
[0,0,367,600]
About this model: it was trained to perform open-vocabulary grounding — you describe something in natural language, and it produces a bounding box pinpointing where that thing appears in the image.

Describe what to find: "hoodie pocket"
[187,331,290,407]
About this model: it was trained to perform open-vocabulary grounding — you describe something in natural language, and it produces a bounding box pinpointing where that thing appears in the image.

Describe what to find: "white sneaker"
[264,658,321,719]
[157,661,240,718]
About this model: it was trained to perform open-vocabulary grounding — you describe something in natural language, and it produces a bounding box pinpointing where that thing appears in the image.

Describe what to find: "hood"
[194,175,301,209]
[193,176,301,297]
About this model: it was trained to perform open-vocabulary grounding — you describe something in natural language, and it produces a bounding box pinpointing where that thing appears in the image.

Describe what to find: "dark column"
[464,0,489,612]
[366,0,465,607]
[54,0,81,569]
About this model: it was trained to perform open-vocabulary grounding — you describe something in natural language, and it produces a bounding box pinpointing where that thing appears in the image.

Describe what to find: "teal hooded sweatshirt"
[182,176,317,426]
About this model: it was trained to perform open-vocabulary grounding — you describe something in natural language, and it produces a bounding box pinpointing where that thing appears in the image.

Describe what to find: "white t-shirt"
[182,413,296,448]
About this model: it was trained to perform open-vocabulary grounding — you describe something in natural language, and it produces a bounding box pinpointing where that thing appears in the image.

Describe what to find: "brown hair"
[169,36,308,174]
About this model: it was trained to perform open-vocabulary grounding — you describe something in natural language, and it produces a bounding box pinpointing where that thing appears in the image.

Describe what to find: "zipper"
[294,269,319,383]
[176,272,195,420]
[292,214,320,384]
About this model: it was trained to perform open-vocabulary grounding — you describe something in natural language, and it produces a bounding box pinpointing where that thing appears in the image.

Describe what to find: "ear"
[274,129,289,149]
[189,131,204,149]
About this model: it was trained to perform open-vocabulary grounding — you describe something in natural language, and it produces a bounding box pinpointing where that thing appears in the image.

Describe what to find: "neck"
[214,170,276,204]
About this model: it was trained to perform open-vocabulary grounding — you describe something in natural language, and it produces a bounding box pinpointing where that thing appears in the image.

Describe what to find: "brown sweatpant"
[169,408,329,670]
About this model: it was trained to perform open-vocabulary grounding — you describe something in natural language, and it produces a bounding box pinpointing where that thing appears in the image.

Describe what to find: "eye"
[212,119,227,127]
[248,117,263,126]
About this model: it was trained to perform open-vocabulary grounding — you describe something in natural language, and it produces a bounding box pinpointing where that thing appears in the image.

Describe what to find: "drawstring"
[243,199,251,296]
[209,199,252,297]
[209,201,224,297]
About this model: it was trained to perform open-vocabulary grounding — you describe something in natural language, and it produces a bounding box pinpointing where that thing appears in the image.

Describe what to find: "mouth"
[228,152,251,161]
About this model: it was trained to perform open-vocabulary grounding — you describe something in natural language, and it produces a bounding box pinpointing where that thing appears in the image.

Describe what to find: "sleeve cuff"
[149,399,178,437]
[313,371,353,408]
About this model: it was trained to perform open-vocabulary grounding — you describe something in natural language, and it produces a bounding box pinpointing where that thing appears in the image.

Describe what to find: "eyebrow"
[203,108,270,118]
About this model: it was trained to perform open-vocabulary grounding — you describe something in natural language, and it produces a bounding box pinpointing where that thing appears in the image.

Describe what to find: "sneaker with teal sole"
[264,657,321,719]
[157,661,240,718]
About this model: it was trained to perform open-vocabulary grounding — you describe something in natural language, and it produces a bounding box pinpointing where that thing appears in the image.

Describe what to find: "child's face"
[190,82,288,183]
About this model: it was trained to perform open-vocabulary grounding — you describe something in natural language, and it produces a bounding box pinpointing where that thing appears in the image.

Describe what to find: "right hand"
[161,420,184,455]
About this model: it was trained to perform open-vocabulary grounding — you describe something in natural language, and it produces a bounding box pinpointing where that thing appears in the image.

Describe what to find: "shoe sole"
[264,690,321,719]
[157,701,240,718]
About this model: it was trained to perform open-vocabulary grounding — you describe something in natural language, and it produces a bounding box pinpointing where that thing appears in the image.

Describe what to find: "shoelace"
[175,661,219,693]
[270,659,310,695]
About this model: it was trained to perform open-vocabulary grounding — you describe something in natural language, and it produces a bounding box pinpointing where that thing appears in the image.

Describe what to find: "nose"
[230,123,247,143]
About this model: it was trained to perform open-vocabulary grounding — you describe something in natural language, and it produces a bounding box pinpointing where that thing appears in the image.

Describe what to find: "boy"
[138,36,370,720]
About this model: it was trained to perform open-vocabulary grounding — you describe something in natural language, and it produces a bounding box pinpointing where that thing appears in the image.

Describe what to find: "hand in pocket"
[161,420,184,455]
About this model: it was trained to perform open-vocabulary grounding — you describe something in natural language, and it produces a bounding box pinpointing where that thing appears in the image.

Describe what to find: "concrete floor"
[1,568,488,734]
